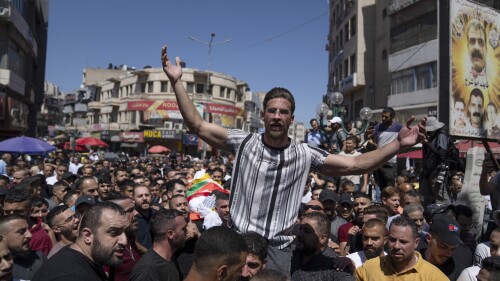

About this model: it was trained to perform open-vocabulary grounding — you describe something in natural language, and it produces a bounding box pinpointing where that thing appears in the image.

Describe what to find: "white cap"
[328,116,342,124]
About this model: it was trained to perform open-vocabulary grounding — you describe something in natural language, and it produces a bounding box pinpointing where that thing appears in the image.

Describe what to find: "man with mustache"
[33,202,128,281]
[465,19,488,88]
[356,216,448,280]
[466,88,485,135]
[162,45,426,275]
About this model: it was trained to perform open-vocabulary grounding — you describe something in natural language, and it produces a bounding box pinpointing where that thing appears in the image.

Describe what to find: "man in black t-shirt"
[33,202,129,281]
[129,209,187,281]
[420,214,472,281]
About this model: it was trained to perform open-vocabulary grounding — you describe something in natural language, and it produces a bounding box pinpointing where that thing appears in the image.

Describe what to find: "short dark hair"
[5,189,32,204]
[353,191,371,201]
[481,256,500,279]
[390,216,419,239]
[63,191,77,205]
[364,204,390,224]
[118,179,136,192]
[193,226,247,274]
[364,218,386,232]
[105,191,129,202]
[455,204,473,218]
[166,179,185,193]
[263,87,295,114]
[382,107,395,118]
[32,198,48,209]
[151,208,185,243]
[301,212,331,239]
[242,231,268,262]
[0,214,26,232]
[403,204,424,217]
[79,202,125,235]
[47,204,70,228]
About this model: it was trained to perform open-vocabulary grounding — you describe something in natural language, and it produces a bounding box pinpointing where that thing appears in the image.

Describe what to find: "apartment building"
[0,0,49,138]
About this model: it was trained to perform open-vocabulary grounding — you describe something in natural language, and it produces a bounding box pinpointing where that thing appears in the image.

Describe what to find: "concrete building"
[62,66,261,157]
[39,81,64,136]
[327,0,389,123]
[0,0,49,138]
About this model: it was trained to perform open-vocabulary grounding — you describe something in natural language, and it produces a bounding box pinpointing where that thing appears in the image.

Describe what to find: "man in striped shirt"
[161,46,427,275]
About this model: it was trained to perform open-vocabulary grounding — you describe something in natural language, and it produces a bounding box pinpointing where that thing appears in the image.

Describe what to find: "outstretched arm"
[320,116,426,176]
[161,46,228,149]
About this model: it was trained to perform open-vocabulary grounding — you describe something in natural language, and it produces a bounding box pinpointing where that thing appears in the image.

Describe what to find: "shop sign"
[120,132,144,142]
[143,130,181,140]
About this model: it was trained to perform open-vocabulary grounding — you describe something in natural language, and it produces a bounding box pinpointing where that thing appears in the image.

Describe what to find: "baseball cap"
[319,189,339,203]
[429,214,463,245]
[329,116,342,124]
[339,193,354,206]
[61,172,78,182]
[75,195,96,209]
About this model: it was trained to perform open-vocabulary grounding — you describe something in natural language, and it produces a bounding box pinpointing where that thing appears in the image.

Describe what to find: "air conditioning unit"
[163,121,173,130]
[173,123,183,131]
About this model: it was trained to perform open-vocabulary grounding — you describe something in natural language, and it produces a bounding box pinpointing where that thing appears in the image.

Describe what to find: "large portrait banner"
[450,0,500,139]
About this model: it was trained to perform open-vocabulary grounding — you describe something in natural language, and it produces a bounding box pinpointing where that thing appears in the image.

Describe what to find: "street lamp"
[315,103,330,129]
[327,91,372,135]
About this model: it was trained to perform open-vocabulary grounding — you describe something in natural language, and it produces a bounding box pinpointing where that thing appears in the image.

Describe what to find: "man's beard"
[91,235,124,267]
[60,226,77,243]
[10,247,31,260]
[365,246,384,260]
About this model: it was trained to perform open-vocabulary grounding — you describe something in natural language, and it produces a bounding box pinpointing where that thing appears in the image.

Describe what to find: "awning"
[397,149,423,159]
[120,143,138,148]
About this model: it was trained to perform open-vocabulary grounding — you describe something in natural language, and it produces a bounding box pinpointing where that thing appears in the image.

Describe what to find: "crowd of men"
[0,44,495,281]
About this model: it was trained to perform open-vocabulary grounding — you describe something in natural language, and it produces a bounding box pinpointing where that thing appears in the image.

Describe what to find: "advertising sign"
[119,132,144,143]
[450,0,500,139]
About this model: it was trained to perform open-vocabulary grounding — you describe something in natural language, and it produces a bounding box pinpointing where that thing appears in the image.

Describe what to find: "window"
[350,55,356,74]
[226,89,231,99]
[219,87,225,98]
[147,82,154,93]
[431,62,437,88]
[382,8,387,18]
[391,68,414,94]
[344,60,348,77]
[344,23,349,42]
[161,81,169,92]
[186,82,194,93]
[354,99,364,120]
[140,83,146,93]
[195,83,204,94]
[339,30,344,47]
[416,64,431,90]
[8,45,26,78]
[390,10,437,53]
[350,16,356,37]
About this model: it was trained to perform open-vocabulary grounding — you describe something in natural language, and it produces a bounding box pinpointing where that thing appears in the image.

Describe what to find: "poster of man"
[450,0,500,139]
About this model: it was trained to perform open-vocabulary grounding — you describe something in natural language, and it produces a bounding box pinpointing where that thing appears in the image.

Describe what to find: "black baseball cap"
[429,213,463,245]
[319,189,339,203]
[75,195,96,209]
[339,193,354,206]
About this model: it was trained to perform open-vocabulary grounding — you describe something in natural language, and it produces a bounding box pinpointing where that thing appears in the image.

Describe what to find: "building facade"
[62,67,262,157]
[0,0,49,138]
[39,81,64,137]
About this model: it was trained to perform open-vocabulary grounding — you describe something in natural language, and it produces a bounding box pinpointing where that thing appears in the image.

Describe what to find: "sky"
[45,0,330,125]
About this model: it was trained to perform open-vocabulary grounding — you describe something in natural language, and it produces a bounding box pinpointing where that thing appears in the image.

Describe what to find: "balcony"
[0,69,25,94]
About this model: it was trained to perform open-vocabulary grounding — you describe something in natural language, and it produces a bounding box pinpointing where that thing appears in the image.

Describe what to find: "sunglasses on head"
[304,205,323,211]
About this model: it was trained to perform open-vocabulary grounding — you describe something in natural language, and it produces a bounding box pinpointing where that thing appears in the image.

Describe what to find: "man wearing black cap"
[338,192,372,255]
[319,189,345,245]
[74,195,96,218]
[420,214,472,281]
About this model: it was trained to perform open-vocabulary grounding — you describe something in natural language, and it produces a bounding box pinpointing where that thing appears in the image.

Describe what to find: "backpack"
[444,137,465,173]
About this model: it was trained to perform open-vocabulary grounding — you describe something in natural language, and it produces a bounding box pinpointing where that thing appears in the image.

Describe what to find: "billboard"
[450,0,500,139]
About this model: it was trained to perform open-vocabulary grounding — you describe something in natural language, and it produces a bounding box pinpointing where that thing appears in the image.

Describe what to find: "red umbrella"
[60,142,88,151]
[75,137,109,147]
[148,145,170,154]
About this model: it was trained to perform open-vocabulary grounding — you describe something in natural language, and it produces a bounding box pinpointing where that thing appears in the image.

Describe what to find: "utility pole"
[188,33,231,159]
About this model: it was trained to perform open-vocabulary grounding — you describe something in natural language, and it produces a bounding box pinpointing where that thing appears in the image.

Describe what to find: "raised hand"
[398,116,427,149]
[161,45,182,82]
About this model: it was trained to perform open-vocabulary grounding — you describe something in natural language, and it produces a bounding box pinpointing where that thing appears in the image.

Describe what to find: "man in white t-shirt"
[339,136,368,192]
[347,218,387,268]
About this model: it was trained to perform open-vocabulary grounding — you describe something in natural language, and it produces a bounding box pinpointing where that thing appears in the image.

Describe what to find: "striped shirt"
[226,129,328,249]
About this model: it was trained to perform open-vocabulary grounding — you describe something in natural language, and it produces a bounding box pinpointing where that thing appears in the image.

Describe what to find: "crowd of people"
[0,45,495,281]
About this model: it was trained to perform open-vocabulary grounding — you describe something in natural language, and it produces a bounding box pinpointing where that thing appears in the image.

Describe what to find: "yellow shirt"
[355,251,449,281]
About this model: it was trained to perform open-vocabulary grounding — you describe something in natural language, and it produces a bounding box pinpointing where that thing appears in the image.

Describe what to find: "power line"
[230,12,328,51]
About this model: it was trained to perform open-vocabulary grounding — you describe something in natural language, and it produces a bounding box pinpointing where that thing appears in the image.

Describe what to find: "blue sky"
[45,0,330,125]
